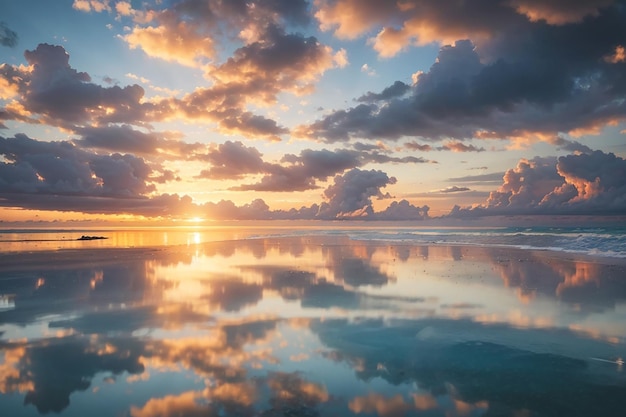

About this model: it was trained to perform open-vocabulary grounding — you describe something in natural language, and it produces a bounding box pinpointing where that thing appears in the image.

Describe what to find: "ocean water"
[1,227,626,416]
[1,224,625,257]
[342,226,626,258]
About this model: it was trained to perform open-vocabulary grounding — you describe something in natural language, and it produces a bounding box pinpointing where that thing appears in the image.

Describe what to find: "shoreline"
[1,234,625,272]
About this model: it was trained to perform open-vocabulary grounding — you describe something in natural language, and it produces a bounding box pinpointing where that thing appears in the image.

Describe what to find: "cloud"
[439,186,471,193]
[0,134,431,220]
[0,22,18,48]
[357,81,409,102]
[350,393,413,417]
[1,27,343,141]
[232,148,363,192]
[0,134,185,214]
[440,142,485,152]
[198,146,430,192]
[318,168,396,218]
[74,125,201,158]
[372,199,429,220]
[315,0,617,56]
[406,141,485,152]
[196,141,267,180]
[162,25,345,140]
[206,25,339,99]
[0,44,146,129]
[301,2,626,146]
[72,0,112,13]
[217,111,289,141]
[509,0,615,25]
[104,0,311,67]
[314,0,517,56]
[449,150,626,216]
[549,136,594,154]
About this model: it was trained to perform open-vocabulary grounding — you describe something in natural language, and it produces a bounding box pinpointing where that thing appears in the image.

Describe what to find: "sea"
[1,224,626,416]
[1,224,625,258]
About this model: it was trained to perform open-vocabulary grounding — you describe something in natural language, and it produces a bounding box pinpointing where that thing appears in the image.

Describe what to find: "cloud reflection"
[1,237,626,415]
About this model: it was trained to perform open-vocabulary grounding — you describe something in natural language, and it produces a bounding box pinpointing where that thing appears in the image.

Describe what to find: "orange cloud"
[314,0,395,39]
[349,393,411,416]
[552,261,602,296]
[412,393,437,410]
[124,21,216,67]
[0,346,34,394]
[370,18,490,58]
[316,0,494,58]
[509,0,615,25]
[72,0,111,13]
[605,45,626,63]
[130,391,202,417]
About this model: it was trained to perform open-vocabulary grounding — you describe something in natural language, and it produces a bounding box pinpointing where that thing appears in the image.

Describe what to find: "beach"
[1,231,626,416]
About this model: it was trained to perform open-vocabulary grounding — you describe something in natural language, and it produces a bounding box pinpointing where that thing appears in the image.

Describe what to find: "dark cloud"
[0,44,146,128]
[357,81,410,103]
[196,141,267,180]
[372,199,429,220]
[0,21,18,47]
[318,168,396,218]
[0,134,430,220]
[74,125,202,158]
[222,147,429,192]
[233,148,362,192]
[549,136,594,154]
[509,0,615,25]
[301,2,626,145]
[406,141,485,152]
[164,24,344,140]
[405,142,433,152]
[449,150,626,216]
[0,134,168,197]
[0,134,193,216]
[0,34,334,141]
[218,111,289,141]
[122,0,311,66]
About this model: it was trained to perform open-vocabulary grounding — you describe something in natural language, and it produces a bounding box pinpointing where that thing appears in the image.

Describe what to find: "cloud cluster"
[0,134,428,220]
[300,1,626,144]
[64,0,346,141]
[196,142,429,192]
[0,43,147,130]
[74,125,200,159]
[0,134,164,197]
[314,0,619,55]
[450,150,626,216]
[2,1,624,222]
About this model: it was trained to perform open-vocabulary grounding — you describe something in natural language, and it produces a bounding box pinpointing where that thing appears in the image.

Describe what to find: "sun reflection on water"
[1,236,626,416]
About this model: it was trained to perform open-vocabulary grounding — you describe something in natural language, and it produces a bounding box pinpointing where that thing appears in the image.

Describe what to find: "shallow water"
[1,235,626,416]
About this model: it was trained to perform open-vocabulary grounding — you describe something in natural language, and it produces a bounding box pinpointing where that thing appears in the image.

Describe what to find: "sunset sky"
[1,0,625,223]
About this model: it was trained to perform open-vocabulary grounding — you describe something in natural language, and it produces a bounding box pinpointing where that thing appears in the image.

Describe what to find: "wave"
[342,227,626,258]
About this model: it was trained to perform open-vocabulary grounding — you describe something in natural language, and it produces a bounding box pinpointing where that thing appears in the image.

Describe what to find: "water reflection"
[1,237,625,416]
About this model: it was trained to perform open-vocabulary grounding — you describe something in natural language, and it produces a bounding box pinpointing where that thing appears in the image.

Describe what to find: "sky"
[0,0,625,224]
